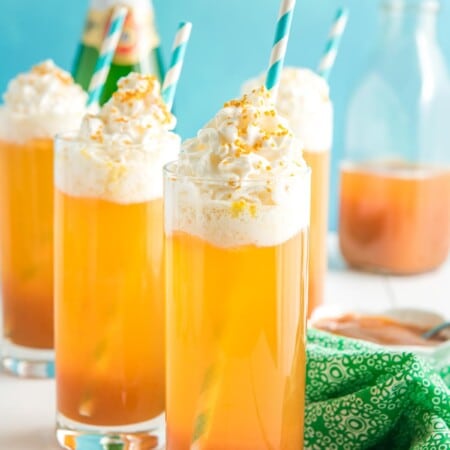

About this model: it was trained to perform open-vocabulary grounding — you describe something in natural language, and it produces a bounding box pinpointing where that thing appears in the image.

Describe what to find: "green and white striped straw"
[317,7,349,81]
[162,21,193,111]
[86,5,128,108]
[265,0,297,97]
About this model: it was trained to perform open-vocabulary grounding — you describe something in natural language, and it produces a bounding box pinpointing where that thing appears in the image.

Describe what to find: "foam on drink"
[242,67,333,151]
[0,60,87,142]
[169,86,310,248]
[55,73,180,204]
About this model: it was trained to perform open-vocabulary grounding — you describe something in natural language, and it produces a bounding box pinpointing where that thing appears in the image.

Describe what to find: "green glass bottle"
[72,0,164,104]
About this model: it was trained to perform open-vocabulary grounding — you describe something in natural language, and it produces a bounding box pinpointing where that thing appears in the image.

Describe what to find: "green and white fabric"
[305,329,450,450]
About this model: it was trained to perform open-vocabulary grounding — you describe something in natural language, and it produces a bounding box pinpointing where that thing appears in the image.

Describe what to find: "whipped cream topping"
[79,73,176,146]
[0,60,87,142]
[181,86,305,194]
[168,87,310,247]
[243,68,333,152]
[3,60,86,115]
[56,73,179,204]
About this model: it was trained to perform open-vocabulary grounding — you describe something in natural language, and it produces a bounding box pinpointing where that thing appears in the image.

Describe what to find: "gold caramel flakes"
[231,198,258,218]
[112,74,173,127]
[223,86,292,155]
[31,61,73,86]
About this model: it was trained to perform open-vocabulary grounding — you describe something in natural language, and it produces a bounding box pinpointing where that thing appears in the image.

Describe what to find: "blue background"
[1,0,450,229]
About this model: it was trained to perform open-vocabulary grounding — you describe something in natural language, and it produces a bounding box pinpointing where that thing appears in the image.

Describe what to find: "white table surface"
[1,235,449,449]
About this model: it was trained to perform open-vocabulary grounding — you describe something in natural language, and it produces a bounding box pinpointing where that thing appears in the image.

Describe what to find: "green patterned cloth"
[306,329,450,450]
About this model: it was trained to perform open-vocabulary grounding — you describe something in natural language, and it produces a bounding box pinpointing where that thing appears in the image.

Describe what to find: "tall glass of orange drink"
[0,61,86,377]
[54,74,179,448]
[244,68,333,317]
[165,88,310,450]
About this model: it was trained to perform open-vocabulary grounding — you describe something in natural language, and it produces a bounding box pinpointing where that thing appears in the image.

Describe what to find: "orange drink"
[165,230,308,450]
[55,74,178,448]
[165,88,310,449]
[303,149,330,316]
[339,162,450,274]
[0,61,86,377]
[55,193,165,426]
[244,68,333,316]
[0,138,54,350]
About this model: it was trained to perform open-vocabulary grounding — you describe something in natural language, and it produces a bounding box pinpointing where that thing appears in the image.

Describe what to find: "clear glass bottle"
[72,0,164,104]
[339,0,450,274]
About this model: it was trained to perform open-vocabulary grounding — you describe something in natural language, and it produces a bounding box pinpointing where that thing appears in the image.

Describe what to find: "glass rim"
[163,159,311,186]
[55,130,180,151]
[381,0,440,12]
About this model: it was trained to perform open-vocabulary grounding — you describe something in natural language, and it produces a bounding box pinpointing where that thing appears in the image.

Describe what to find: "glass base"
[56,412,165,450]
[1,338,54,378]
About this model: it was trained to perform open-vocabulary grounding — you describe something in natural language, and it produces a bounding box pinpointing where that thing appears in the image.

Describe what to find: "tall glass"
[0,112,82,378]
[243,68,333,317]
[305,150,330,315]
[54,132,179,448]
[289,77,332,316]
[164,161,310,449]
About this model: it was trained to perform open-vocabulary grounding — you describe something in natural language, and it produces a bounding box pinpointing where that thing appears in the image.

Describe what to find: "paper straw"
[317,7,349,81]
[86,6,128,108]
[265,0,297,97]
[162,21,193,110]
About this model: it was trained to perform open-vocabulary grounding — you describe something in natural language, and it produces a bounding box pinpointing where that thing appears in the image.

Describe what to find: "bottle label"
[82,6,160,66]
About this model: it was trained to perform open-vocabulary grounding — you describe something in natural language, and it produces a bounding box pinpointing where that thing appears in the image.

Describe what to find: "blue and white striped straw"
[162,21,193,111]
[265,0,297,97]
[86,6,128,108]
[317,7,349,81]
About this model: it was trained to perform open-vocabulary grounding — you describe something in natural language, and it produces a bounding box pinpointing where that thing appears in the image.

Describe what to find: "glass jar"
[339,0,450,274]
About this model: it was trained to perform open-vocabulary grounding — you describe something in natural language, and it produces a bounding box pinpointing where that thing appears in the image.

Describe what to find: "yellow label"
[82,7,160,66]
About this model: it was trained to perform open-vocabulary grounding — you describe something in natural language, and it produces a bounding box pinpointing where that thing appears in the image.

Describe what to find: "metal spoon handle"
[422,322,450,339]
